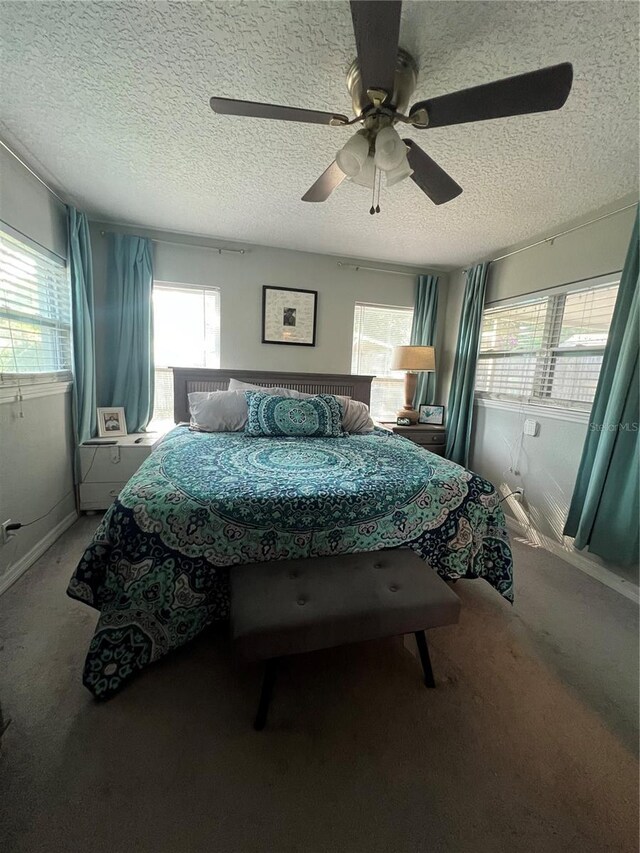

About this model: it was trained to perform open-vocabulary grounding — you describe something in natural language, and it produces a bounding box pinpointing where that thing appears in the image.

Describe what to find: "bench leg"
[254,658,278,731]
[414,631,436,688]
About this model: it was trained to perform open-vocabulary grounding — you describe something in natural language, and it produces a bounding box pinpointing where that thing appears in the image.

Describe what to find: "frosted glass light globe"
[385,154,413,187]
[336,133,369,178]
[374,126,405,172]
[350,155,376,188]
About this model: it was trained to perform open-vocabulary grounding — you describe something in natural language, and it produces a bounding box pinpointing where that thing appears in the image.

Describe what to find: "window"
[152,282,220,425]
[475,277,619,410]
[351,302,413,421]
[0,229,71,381]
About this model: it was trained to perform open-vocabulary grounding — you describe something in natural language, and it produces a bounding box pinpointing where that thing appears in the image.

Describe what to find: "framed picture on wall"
[418,404,445,426]
[97,406,128,437]
[262,286,317,346]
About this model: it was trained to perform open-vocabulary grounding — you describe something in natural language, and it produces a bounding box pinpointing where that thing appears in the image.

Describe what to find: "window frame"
[150,279,221,427]
[351,300,414,422]
[0,225,71,386]
[152,279,221,368]
[475,272,620,413]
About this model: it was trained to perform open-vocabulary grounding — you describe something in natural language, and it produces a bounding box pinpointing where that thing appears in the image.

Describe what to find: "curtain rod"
[464,202,636,272]
[337,261,416,277]
[99,230,246,255]
[0,139,67,205]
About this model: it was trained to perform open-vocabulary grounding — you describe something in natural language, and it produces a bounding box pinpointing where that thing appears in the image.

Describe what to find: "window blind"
[351,302,413,421]
[476,281,619,409]
[152,282,221,423]
[0,229,71,380]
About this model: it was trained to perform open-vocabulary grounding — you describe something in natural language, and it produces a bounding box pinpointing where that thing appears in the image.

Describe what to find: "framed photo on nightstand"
[97,406,127,438]
[418,404,445,426]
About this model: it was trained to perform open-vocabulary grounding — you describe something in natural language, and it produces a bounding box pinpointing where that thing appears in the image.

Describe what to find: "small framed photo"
[262,285,317,347]
[97,407,128,437]
[418,404,445,426]
[396,416,412,426]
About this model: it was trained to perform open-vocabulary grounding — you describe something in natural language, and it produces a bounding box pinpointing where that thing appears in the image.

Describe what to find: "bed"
[68,369,513,699]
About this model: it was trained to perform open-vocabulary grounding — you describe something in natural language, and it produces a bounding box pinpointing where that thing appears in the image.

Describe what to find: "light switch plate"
[523,419,539,436]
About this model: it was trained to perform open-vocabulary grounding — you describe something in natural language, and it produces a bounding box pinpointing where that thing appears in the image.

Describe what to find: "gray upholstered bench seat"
[231,549,461,729]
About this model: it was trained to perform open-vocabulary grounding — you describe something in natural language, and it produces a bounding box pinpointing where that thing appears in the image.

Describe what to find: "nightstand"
[387,424,447,456]
[78,432,165,512]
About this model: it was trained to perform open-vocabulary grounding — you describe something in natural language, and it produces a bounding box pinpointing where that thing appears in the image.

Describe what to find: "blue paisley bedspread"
[68,426,513,698]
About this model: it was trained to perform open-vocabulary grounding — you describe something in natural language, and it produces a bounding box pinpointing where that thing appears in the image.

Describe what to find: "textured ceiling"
[0,1,638,267]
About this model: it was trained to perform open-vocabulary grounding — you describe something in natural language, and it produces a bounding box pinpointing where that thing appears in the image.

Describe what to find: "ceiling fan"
[210,1,573,213]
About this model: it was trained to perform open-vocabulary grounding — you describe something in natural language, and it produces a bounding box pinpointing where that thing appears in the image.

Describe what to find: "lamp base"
[398,371,419,424]
[396,406,419,425]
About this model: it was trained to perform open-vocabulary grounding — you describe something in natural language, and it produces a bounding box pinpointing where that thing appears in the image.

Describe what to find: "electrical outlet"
[1,519,17,545]
[512,488,524,503]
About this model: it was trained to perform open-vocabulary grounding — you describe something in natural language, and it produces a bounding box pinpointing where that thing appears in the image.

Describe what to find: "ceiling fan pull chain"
[370,169,376,215]
[375,167,381,213]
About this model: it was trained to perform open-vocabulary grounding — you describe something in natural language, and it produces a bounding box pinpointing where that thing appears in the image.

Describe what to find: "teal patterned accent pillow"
[245,392,344,438]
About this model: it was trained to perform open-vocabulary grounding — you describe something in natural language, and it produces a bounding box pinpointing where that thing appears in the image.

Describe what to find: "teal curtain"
[445,262,489,467]
[564,207,639,566]
[104,234,154,432]
[68,207,97,445]
[410,274,439,407]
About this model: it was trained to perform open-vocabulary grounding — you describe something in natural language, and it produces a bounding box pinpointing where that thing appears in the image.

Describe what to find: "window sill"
[0,379,73,405]
[474,395,591,425]
[1,371,72,384]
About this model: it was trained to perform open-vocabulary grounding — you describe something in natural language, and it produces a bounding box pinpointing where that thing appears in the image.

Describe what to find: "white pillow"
[228,379,308,399]
[228,379,285,394]
[189,385,306,432]
[341,399,375,434]
[188,390,248,432]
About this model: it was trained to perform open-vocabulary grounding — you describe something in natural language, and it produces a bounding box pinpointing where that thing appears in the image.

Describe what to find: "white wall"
[440,201,637,583]
[486,203,635,304]
[0,146,77,593]
[0,144,67,260]
[89,221,450,404]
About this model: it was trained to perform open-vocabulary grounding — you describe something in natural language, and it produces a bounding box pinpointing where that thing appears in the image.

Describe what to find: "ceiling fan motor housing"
[346,48,418,116]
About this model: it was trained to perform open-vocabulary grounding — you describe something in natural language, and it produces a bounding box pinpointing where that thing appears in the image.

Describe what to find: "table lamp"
[390,345,436,424]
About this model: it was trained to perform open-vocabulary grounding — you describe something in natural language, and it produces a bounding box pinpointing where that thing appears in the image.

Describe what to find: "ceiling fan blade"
[350,1,402,103]
[210,97,349,126]
[409,62,573,129]
[404,140,462,205]
[302,162,347,202]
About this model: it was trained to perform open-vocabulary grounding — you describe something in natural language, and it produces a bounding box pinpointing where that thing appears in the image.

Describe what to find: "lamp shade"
[390,345,436,371]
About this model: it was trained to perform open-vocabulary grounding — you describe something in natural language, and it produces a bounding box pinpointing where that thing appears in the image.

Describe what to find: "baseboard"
[505,515,639,604]
[0,510,78,597]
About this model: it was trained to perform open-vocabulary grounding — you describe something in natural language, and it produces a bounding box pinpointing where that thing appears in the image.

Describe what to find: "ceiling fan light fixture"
[336,131,370,177]
[374,125,405,172]
[385,154,413,187]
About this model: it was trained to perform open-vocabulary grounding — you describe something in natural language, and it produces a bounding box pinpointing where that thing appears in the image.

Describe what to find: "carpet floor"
[0,517,638,853]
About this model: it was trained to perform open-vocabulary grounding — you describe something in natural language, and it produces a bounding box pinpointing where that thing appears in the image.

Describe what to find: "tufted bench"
[230,549,461,730]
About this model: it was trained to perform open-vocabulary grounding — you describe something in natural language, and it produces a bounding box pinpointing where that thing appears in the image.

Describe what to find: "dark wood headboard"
[171,368,376,423]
